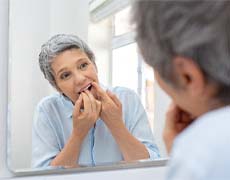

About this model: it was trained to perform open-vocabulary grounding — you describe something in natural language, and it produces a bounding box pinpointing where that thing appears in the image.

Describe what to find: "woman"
[133,1,230,179]
[32,34,160,168]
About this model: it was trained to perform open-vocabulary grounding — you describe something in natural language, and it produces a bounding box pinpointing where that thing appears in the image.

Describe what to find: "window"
[89,5,155,131]
[114,6,133,36]
[112,43,138,93]
[89,0,168,160]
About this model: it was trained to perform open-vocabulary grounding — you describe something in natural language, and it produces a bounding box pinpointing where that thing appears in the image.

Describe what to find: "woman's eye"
[79,62,89,70]
[60,72,71,80]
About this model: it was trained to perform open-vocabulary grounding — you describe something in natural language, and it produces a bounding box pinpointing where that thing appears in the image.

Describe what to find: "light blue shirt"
[32,86,160,168]
[167,106,230,180]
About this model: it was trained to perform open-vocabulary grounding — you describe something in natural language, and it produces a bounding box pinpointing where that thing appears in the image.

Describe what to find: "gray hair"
[133,0,230,104]
[39,34,96,90]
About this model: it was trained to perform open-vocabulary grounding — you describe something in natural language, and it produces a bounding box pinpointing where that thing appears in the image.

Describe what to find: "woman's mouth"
[78,83,92,94]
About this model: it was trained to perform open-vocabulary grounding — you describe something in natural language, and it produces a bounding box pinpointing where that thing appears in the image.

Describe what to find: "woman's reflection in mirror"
[32,34,160,168]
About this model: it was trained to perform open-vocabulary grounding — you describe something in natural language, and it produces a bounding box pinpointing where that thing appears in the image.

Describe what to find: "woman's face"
[51,48,99,103]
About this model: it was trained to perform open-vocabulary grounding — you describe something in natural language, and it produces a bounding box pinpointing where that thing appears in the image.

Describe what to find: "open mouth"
[78,83,92,94]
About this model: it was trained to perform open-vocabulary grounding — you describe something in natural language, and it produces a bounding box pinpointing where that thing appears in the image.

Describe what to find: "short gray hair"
[39,34,96,90]
[133,0,230,104]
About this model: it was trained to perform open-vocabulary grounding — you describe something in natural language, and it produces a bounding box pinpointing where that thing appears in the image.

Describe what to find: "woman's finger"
[84,90,96,113]
[91,82,109,102]
[73,94,83,118]
[106,90,121,107]
[81,92,91,114]
[95,100,102,115]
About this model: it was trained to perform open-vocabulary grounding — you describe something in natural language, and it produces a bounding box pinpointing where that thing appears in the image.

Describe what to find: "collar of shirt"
[60,83,108,119]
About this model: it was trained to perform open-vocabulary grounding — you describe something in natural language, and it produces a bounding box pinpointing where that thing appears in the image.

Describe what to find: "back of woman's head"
[133,0,230,104]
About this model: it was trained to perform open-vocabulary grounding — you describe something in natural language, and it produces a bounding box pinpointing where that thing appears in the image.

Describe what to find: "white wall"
[49,0,88,41]
[88,18,112,86]
[9,0,89,170]
[9,0,51,170]
[0,0,11,177]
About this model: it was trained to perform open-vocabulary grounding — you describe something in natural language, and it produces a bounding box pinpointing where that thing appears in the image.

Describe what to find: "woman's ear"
[173,56,206,97]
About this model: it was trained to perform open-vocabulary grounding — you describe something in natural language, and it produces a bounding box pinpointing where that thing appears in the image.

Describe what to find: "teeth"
[83,84,91,91]
[79,84,92,94]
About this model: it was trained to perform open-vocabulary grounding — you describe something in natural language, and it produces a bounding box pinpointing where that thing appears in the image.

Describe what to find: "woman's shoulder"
[108,86,140,103]
[36,93,62,109]
[109,86,136,95]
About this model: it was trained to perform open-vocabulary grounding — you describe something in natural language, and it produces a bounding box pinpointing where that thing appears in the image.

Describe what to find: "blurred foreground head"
[133,0,230,107]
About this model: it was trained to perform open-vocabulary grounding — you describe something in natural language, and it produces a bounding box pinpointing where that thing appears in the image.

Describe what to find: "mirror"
[8,0,169,173]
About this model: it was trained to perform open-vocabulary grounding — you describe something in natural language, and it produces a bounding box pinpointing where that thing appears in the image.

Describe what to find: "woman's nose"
[73,72,86,85]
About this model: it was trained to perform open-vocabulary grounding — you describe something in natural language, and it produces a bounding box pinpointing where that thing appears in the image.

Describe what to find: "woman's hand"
[91,82,150,161]
[91,82,123,129]
[72,90,101,140]
[50,90,101,168]
[163,102,194,154]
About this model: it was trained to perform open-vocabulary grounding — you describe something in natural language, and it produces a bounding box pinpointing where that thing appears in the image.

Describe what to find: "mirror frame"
[10,159,167,177]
